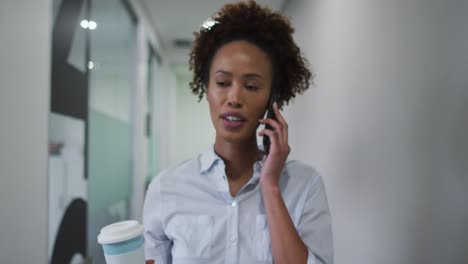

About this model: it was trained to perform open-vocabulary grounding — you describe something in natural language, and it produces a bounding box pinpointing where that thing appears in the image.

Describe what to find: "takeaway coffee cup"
[97,220,145,264]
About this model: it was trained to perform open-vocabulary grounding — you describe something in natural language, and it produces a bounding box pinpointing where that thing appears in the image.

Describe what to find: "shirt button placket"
[226,199,239,264]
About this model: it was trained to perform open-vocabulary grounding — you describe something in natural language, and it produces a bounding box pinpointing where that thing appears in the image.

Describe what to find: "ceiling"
[139,0,288,66]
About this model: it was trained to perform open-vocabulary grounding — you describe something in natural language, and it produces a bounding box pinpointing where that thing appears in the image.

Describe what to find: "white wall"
[128,1,212,172]
[152,62,178,170]
[284,0,468,263]
[129,0,179,175]
[173,70,216,165]
[0,0,51,262]
[127,0,179,220]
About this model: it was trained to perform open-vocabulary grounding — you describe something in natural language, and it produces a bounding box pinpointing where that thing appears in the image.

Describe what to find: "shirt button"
[231,201,237,207]
[230,235,237,243]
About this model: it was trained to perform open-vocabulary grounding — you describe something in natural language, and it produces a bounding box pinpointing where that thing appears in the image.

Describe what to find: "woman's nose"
[228,100,242,108]
[227,84,243,108]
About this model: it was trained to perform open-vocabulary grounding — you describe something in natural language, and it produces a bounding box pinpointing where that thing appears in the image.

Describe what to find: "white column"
[130,21,148,222]
[0,0,52,262]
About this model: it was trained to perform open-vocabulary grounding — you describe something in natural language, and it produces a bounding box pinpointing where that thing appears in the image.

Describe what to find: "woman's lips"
[222,118,245,129]
[221,112,246,129]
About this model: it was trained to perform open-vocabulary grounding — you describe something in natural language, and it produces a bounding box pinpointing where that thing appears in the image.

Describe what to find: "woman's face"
[207,40,272,144]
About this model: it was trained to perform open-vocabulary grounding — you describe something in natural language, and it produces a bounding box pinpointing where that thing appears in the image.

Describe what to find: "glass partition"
[146,45,159,183]
[49,0,89,263]
[87,0,136,263]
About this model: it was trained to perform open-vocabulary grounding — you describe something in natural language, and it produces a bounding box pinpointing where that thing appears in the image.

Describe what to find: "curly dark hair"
[189,0,313,109]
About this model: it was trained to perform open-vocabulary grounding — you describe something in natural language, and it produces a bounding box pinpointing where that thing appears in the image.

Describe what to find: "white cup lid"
[97,220,144,244]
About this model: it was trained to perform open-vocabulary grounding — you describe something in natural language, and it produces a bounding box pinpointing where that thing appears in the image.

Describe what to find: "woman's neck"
[214,136,263,180]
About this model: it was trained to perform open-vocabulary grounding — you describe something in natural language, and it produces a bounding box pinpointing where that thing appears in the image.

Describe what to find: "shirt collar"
[200,145,222,174]
[199,144,266,174]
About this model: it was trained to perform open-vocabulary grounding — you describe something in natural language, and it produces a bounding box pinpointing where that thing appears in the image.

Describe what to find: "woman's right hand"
[146,260,155,264]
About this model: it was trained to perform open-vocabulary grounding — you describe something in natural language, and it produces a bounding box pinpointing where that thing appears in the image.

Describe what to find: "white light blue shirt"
[143,146,333,264]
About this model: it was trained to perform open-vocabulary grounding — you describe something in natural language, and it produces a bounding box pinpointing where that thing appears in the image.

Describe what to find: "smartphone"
[263,96,277,155]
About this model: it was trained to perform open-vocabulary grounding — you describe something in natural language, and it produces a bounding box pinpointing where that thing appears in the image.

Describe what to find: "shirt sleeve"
[143,178,172,263]
[298,173,334,264]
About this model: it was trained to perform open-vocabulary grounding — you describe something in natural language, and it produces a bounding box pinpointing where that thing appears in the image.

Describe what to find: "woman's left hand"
[258,102,290,188]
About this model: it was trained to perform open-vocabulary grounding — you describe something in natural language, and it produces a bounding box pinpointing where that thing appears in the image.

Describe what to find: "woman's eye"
[217,81,229,87]
[246,84,259,91]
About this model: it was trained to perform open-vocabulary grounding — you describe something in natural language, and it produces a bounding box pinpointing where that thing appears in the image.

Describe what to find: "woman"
[143,1,333,263]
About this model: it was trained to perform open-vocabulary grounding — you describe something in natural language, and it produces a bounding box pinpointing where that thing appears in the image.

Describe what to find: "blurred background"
[1,0,467,263]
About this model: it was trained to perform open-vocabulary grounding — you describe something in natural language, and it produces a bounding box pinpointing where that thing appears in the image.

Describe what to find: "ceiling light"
[88,21,97,30]
[80,20,88,29]
[80,20,97,30]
